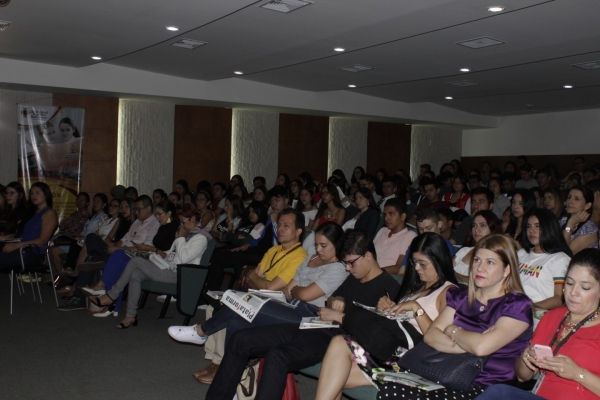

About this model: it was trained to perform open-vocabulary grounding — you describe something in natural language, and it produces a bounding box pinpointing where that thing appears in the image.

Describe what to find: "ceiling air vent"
[337,64,373,73]
[0,20,12,31]
[446,80,480,87]
[572,60,600,70]
[260,0,313,14]
[456,36,505,49]
[171,39,207,50]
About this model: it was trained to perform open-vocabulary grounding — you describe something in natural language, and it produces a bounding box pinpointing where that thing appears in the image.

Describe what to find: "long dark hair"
[155,200,179,228]
[351,166,366,184]
[396,233,458,302]
[93,193,109,216]
[315,183,344,220]
[354,187,378,211]
[522,209,573,257]
[58,117,81,138]
[505,188,537,241]
[237,201,268,233]
[464,210,502,247]
[562,185,594,235]
[226,195,246,218]
[31,182,53,208]
[113,197,135,242]
[296,185,315,212]
[332,169,349,189]
[5,181,27,212]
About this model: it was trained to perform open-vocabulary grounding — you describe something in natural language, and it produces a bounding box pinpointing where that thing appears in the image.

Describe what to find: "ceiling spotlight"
[234,71,243,75]
[563,85,573,89]
[488,6,504,12]
[166,26,180,31]
[460,68,470,72]
[348,85,356,88]
[91,56,102,60]
[334,47,345,52]
[445,96,453,100]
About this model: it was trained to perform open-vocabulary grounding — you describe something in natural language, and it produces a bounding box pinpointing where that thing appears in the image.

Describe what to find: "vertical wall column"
[117,99,175,196]
[0,89,53,184]
[231,109,279,187]
[328,118,368,180]
[410,125,462,180]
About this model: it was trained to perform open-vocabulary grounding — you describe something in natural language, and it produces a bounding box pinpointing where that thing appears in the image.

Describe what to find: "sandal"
[90,294,116,308]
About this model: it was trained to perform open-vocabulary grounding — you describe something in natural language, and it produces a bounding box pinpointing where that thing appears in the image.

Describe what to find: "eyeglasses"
[343,255,363,268]
[155,211,165,217]
[410,259,429,269]
[180,218,190,225]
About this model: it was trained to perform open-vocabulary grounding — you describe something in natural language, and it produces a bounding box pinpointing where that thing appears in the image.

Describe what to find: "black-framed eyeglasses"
[343,255,363,268]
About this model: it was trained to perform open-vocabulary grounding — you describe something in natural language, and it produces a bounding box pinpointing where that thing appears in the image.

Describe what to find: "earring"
[167,217,172,223]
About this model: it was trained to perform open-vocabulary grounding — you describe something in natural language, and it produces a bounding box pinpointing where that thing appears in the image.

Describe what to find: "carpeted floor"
[0,276,322,400]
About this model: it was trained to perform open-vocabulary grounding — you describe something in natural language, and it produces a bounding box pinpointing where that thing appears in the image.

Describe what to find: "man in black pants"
[204,229,401,400]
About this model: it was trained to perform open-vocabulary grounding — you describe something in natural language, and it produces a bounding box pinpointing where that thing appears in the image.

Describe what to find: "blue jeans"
[201,300,319,345]
[476,384,544,400]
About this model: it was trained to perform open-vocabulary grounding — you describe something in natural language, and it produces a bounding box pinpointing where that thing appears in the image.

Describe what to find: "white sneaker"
[167,324,208,345]
[157,295,177,303]
[197,304,209,310]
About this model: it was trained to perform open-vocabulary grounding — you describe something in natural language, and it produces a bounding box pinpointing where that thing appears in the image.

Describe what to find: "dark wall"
[367,122,411,176]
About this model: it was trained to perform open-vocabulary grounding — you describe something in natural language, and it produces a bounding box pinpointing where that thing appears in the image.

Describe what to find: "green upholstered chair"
[138,238,216,324]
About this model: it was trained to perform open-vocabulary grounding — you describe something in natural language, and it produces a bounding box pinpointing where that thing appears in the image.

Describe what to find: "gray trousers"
[107,257,177,317]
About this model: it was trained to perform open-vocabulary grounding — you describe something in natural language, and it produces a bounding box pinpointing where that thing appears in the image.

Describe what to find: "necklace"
[555,308,600,345]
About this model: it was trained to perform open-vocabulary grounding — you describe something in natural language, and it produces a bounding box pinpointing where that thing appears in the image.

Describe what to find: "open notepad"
[353,301,414,321]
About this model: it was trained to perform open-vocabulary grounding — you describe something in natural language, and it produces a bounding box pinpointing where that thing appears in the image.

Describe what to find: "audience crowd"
[2,154,600,400]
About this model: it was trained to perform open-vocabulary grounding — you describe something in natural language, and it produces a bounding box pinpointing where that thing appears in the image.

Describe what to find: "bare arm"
[291,282,326,302]
[442,316,530,357]
[533,284,564,310]
[4,209,58,252]
[103,219,120,245]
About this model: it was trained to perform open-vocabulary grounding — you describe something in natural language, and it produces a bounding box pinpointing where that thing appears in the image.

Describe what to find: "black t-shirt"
[152,222,179,251]
[332,270,401,308]
[0,207,28,235]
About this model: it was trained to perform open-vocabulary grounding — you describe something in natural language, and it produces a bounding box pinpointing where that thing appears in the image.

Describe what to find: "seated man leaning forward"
[167,208,308,345]
[200,229,401,400]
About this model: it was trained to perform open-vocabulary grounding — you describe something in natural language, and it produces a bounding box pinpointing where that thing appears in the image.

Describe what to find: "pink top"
[373,227,417,267]
[405,281,455,333]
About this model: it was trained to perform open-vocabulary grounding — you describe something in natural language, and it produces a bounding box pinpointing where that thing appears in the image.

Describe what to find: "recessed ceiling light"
[234,71,243,75]
[91,56,102,60]
[0,20,12,32]
[564,85,573,89]
[348,85,356,88]
[488,6,504,12]
[445,96,453,100]
[334,47,345,52]
[166,26,180,32]
[460,68,470,72]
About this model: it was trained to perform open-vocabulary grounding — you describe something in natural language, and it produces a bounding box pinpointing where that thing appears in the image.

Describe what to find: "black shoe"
[57,297,86,312]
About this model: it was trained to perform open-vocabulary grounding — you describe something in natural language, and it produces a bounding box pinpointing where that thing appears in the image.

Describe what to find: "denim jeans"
[476,384,544,400]
[201,299,319,345]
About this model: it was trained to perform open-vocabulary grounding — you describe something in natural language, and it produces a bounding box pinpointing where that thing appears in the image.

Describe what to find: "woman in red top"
[477,248,600,400]
[443,174,471,210]
[310,183,346,231]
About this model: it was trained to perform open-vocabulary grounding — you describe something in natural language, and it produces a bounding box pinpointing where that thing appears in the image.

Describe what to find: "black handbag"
[398,342,489,391]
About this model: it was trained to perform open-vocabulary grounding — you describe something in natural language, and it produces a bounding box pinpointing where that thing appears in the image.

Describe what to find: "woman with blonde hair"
[372,234,532,399]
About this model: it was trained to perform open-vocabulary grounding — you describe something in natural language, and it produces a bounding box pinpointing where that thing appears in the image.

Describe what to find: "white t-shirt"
[517,249,570,304]
[302,209,318,227]
[453,246,474,276]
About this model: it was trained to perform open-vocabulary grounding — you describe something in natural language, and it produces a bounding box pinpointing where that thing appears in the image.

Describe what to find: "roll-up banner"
[18,105,85,221]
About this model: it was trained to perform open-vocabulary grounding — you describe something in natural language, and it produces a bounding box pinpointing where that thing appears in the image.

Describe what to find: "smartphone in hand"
[533,344,553,360]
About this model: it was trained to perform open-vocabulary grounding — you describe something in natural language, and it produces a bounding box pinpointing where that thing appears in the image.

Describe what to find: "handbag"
[398,342,489,391]
[342,303,423,361]
[234,265,255,292]
[236,358,263,400]
[235,358,300,400]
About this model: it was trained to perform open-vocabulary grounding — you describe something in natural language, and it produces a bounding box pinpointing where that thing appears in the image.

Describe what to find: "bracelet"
[451,326,462,347]
[579,369,586,382]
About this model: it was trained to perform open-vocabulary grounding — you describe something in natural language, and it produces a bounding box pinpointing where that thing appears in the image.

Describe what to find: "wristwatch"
[564,226,572,233]
[415,308,425,317]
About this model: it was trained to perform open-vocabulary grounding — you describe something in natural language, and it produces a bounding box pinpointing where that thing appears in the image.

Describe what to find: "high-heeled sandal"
[117,316,138,329]
[89,294,116,308]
